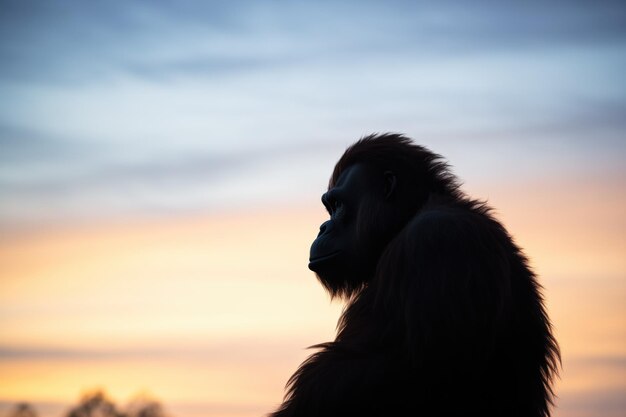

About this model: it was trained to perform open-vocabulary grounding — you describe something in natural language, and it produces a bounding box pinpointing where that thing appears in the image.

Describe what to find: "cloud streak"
[1,1,625,84]
[0,0,624,231]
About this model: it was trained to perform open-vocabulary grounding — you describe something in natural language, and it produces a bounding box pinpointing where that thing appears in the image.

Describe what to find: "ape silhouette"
[270,134,560,417]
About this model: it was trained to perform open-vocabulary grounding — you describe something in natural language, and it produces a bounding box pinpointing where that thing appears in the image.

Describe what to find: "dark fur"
[270,134,560,417]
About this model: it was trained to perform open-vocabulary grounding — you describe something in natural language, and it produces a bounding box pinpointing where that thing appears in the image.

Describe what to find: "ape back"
[270,134,560,417]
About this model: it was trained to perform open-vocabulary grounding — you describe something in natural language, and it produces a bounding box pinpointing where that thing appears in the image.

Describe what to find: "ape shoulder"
[373,198,519,364]
[387,198,516,280]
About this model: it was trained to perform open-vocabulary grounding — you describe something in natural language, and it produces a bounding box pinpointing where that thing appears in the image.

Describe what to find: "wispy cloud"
[0,0,624,231]
[1,1,625,84]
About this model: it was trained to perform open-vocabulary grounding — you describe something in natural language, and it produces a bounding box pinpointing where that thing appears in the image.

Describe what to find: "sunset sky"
[1,1,625,417]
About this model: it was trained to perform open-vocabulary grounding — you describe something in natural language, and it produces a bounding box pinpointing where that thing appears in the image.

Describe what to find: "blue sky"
[1,0,625,231]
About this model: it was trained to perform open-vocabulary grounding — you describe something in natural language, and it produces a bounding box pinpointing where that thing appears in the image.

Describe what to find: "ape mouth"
[309,250,342,264]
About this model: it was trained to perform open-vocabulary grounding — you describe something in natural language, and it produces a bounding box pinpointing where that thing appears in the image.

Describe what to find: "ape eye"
[331,200,343,215]
[322,192,343,216]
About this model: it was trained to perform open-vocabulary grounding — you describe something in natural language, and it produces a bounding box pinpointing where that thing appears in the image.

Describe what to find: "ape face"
[309,164,396,293]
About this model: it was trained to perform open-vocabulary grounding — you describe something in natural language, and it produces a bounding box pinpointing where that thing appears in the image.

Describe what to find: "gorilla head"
[309,135,458,297]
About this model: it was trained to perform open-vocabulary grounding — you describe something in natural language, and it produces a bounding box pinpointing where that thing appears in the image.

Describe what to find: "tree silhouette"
[8,403,38,417]
[64,390,170,417]
[125,394,168,417]
[65,391,124,417]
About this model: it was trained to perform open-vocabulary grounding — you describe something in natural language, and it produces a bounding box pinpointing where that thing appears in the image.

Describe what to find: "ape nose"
[318,221,331,237]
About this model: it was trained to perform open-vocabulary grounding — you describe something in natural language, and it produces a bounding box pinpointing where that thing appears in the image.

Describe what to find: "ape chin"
[270,134,560,417]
